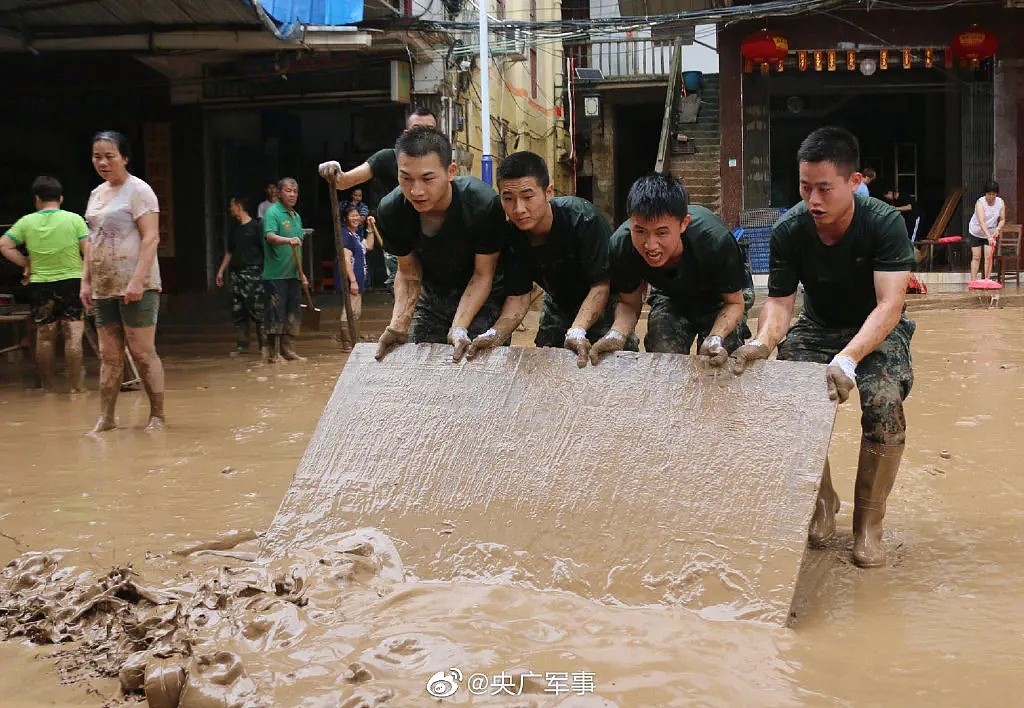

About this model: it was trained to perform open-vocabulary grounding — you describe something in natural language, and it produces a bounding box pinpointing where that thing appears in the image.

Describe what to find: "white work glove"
[448,326,472,362]
[318,160,342,181]
[728,339,771,375]
[563,327,591,368]
[589,329,626,365]
[826,354,857,403]
[696,334,728,367]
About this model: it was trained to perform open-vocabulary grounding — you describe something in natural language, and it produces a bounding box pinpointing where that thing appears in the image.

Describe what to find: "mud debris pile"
[0,529,408,706]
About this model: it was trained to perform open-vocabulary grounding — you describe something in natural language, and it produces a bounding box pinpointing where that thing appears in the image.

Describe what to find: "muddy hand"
[448,327,472,362]
[466,327,505,360]
[564,327,591,368]
[375,326,407,361]
[728,340,771,375]
[589,330,625,366]
[697,335,728,368]
[826,354,857,403]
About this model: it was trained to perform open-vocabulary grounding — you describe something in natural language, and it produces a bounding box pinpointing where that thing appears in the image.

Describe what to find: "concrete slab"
[264,344,836,624]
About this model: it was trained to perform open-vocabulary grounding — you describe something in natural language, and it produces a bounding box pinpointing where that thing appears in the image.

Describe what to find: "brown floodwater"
[1,304,1023,706]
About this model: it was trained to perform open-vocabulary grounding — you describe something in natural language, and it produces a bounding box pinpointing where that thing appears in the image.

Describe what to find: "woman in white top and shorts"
[80,131,165,434]
[967,180,1006,283]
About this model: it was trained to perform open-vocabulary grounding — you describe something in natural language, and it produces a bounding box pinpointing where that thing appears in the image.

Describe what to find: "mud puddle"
[2,308,1024,705]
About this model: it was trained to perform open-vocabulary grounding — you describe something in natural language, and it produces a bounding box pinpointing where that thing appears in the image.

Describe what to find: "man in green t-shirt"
[317,107,438,288]
[373,128,508,362]
[728,126,915,569]
[261,178,308,364]
[0,176,88,391]
[589,172,749,366]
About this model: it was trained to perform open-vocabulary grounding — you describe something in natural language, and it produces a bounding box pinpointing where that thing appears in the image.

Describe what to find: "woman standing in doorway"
[80,130,165,433]
[967,181,1006,283]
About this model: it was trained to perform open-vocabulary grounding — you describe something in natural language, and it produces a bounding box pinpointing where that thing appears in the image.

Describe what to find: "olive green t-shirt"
[261,202,303,281]
[376,176,506,290]
[5,209,88,283]
[610,205,747,321]
[769,195,914,328]
[503,196,612,310]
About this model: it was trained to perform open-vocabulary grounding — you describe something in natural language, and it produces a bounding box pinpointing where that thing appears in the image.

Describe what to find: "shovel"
[291,246,321,331]
[325,183,359,345]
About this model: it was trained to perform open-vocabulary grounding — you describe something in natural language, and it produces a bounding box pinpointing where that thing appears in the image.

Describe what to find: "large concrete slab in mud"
[265,344,836,624]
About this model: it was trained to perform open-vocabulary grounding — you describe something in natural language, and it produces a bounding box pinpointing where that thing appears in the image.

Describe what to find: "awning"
[0,0,370,52]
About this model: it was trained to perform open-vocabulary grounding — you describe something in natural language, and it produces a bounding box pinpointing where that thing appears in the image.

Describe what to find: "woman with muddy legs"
[80,131,165,433]
[967,181,1005,283]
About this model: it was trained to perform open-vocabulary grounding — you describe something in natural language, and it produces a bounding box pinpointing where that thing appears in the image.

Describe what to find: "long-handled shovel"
[324,183,359,345]
[291,246,321,331]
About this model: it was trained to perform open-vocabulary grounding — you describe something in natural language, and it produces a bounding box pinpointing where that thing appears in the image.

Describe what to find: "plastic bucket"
[682,70,703,92]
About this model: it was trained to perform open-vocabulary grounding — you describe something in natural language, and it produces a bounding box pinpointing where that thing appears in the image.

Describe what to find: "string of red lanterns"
[741,27,999,75]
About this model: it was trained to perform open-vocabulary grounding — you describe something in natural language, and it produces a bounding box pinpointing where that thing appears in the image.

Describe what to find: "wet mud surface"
[2,304,1024,705]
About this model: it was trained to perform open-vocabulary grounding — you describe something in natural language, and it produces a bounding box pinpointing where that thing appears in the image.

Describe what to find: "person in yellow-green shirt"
[0,176,88,391]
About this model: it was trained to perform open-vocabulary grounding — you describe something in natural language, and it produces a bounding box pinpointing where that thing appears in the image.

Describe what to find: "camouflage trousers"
[644,289,751,355]
[408,282,503,344]
[535,293,639,351]
[778,315,916,444]
[231,267,264,346]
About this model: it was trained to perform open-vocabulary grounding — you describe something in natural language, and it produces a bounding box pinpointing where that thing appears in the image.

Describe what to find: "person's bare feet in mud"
[145,416,165,432]
[89,416,116,434]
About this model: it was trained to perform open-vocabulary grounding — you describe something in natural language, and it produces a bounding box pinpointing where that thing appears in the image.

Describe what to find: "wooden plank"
[263,344,836,624]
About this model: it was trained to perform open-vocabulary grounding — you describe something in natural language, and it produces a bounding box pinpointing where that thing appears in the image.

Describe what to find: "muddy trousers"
[534,294,639,351]
[779,315,915,567]
[407,282,504,344]
[644,290,750,355]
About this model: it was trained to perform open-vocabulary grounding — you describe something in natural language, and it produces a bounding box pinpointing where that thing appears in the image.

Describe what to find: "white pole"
[478,0,493,185]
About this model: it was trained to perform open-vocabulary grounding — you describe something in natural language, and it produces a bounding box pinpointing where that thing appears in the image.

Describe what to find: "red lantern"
[813,50,824,71]
[879,49,889,71]
[827,49,837,71]
[952,26,999,69]
[797,50,808,71]
[925,48,934,69]
[846,50,857,71]
[741,29,789,74]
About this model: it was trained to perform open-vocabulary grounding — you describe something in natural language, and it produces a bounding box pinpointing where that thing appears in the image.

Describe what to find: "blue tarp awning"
[250,0,364,39]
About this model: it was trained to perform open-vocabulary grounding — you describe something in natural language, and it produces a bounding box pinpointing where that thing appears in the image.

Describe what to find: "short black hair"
[91,130,131,161]
[797,126,859,177]
[395,127,452,168]
[32,176,63,202]
[408,106,437,124]
[626,173,689,221]
[343,204,361,218]
[983,180,1000,194]
[496,151,550,190]
[230,195,251,213]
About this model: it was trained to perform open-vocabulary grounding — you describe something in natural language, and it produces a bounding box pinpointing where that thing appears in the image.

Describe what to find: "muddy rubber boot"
[280,335,306,362]
[262,335,281,364]
[852,439,904,568]
[808,458,841,547]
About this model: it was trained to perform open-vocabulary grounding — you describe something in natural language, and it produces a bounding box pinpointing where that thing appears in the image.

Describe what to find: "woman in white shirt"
[967,180,1006,283]
[80,131,165,434]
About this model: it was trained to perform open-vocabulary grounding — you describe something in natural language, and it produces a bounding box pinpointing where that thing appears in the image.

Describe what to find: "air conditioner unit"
[491,27,528,62]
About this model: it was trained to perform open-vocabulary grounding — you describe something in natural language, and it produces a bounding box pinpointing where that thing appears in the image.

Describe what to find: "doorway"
[614,103,663,224]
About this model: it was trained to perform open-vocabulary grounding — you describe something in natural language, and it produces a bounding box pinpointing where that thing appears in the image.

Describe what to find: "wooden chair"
[918,187,964,272]
[996,224,1022,288]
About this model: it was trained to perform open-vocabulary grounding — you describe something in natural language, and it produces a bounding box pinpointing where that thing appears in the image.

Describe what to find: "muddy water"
[1,307,1023,706]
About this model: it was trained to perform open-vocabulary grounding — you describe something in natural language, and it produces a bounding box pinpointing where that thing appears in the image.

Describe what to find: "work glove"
[563,327,591,368]
[727,339,771,375]
[448,326,472,362]
[826,354,857,403]
[375,326,407,361]
[318,160,342,181]
[696,334,728,367]
[589,330,626,366]
[466,326,510,360]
